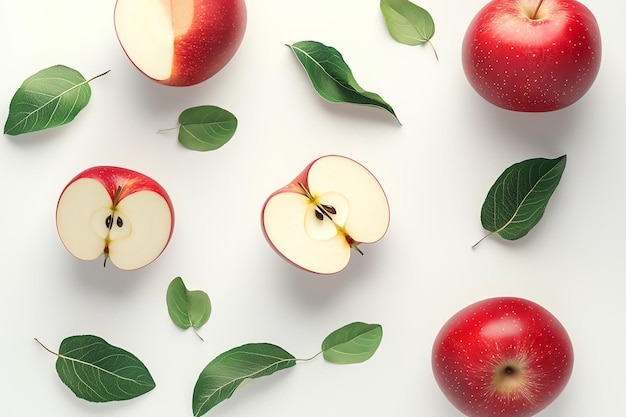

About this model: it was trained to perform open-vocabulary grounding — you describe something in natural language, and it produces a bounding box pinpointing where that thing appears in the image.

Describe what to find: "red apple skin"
[168,0,247,86]
[432,297,573,417]
[57,165,175,247]
[462,0,601,112]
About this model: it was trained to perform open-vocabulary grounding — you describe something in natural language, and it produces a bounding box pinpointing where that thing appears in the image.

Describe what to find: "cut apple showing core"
[56,166,174,270]
[261,155,390,274]
[114,0,247,86]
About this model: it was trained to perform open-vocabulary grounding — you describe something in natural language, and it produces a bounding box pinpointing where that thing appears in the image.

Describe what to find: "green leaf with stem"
[160,105,237,151]
[166,277,212,341]
[380,0,438,60]
[473,155,567,247]
[322,322,383,364]
[35,335,155,402]
[192,343,296,417]
[4,65,109,135]
[288,40,400,123]
[191,322,383,415]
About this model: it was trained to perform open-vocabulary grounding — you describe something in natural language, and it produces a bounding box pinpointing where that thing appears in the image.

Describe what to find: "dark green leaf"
[288,41,399,123]
[474,155,567,247]
[380,0,437,58]
[322,322,383,364]
[166,277,211,339]
[37,335,155,402]
[4,65,109,135]
[178,105,237,151]
[192,343,296,416]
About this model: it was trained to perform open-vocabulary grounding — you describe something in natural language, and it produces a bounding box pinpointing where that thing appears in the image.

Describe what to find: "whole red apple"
[432,297,573,417]
[114,0,247,86]
[462,0,601,112]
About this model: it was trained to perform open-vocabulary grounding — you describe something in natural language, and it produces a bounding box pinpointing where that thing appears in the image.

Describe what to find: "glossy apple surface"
[432,297,573,417]
[261,155,390,274]
[114,0,247,86]
[56,166,174,270]
[462,0,601,111]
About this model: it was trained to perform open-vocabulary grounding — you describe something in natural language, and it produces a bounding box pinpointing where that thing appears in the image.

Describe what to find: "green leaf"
[474,155,567,247]
[322,322,383,364]
[4,65,109,135]
[192,343,296,416]
[380,0,438,59]
[288,40,400,123]
[166,277,211,340]
[177,105,237,151]
[36,335,155,402]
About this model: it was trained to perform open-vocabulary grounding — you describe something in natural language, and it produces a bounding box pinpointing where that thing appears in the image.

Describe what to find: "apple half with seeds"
[56,166,174,270]
[114,0,247,86]
[261,155,390,274]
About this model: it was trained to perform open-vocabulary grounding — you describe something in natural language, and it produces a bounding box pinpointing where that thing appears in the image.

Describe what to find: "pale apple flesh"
[262,155,390,274]
[56,166,174,271]
[114,0,247,86]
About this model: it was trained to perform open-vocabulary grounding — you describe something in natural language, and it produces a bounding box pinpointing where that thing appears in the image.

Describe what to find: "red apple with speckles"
[432,297,574,417]
[462,0,601,112]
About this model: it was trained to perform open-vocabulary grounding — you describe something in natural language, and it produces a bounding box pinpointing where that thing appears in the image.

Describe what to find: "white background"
[0,1,622,416]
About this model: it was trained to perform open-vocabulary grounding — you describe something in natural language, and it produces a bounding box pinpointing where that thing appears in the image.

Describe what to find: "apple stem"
[297,182,314,201]
[352,243,364,256]
[531,0,545,20]
[112,185,122,208]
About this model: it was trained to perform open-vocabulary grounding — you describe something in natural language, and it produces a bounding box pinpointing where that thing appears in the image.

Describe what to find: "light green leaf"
[322,322,383,364]
[4,65,109,135]
[36,335,155,402]
[380,0,437,59]
[288,40,400,123]
[177,105,237,151]
[192,343,296,416]
[474,155,567,247]
[166,277,211,340]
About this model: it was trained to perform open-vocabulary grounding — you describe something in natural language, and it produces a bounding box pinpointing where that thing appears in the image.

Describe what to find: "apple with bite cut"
[432,297,574,417]
[114,0,247,86]
[261,155,390,275]
[462,0,601,111]
[56,166,174,270]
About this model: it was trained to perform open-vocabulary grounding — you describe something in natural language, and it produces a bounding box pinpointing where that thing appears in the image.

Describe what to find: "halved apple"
[114,0,247,86]
[56,166,175,270]
[261,155,390,274]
